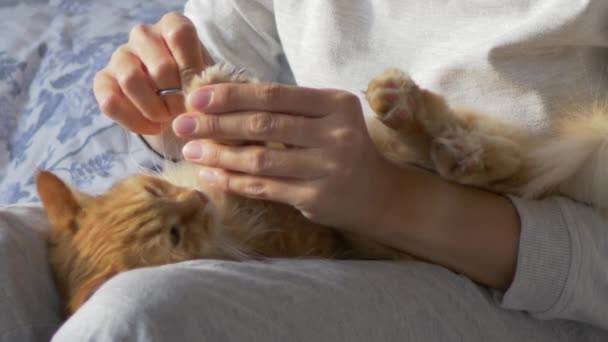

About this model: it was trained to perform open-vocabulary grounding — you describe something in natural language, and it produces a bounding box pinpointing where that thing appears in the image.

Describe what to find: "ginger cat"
[37,64,608,315]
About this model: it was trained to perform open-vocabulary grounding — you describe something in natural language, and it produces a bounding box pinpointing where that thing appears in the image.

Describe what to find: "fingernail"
[173,115,198,136]
[199,168,218,183]
[190,88,213,111]
[183,142,203,160]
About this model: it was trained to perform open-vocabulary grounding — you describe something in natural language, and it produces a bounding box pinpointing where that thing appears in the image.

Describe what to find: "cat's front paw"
[189,63,258,90]
[431,126,523,187]
[365,68,422,130]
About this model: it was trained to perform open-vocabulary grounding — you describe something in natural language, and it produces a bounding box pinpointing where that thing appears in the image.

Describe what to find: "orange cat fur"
[365,67,608,215]
[38,64,608,314]
[37,168,402,314]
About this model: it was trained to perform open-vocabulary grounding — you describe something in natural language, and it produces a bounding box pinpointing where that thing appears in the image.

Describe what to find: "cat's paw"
[189,63,258,90]
[431,126,523,186]
[187,65,283,148]
[365,68,422,130]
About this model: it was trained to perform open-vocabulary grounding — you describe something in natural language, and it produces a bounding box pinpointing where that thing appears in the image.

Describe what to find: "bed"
[0,3,186,339]
[0,0,182,204]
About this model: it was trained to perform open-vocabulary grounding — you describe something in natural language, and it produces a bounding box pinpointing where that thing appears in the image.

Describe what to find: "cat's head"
[36,171,212,314]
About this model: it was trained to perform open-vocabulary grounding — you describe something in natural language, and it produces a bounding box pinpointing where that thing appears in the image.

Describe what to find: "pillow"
[0,203,63,341]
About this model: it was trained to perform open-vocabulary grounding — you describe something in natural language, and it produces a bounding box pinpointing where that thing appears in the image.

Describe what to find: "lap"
[0,204,63,342]
[1,204,604,341]
[53,258,608,342]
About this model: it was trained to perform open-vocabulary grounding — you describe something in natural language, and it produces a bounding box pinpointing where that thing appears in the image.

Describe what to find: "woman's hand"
[172,83,400,231]
[174,83,521,290]
[94,12,213,135]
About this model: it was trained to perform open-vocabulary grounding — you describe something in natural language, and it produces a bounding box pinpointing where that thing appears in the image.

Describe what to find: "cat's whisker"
[215,238,256,261]
[121,125,141,170]
[240,229,282,246]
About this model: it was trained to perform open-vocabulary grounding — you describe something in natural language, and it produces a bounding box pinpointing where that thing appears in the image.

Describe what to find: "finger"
[94,71,162,134]
[129,24,184,117]
[172,111,328,147]
[108,47,171,122]
[158,12,207,86]
[183,141,329,179]
[187,82,361,118]
[200,167,314,206]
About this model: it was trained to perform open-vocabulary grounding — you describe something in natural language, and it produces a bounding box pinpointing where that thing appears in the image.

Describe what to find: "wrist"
[372,163,446,243]
[367,161,521,289]
[354,156,429,237]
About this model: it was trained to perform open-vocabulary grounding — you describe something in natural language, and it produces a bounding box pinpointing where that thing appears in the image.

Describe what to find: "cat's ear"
[36,171,84,234]
[67,271,115,315]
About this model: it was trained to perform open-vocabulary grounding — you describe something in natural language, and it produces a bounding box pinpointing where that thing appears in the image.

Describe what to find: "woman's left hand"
[173,82,522,290]
[172,83,400,232]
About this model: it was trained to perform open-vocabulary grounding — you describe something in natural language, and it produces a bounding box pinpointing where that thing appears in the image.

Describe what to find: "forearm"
[367,159,608,329]
[370,161,521,290]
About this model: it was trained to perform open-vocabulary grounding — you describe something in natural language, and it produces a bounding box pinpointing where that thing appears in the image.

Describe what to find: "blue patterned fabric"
[0,0,182,204]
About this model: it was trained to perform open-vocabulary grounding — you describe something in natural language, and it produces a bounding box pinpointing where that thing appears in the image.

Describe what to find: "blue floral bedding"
[0,0,183,204]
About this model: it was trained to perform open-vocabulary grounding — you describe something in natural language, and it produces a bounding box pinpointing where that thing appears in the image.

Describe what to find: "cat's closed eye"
[169,225,181,246]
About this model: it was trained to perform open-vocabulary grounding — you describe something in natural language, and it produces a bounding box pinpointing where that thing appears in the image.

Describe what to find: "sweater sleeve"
[183,0,295,84]
[497,195,608,330]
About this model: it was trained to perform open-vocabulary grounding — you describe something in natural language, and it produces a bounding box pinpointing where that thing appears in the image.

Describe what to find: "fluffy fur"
[37,64,608,315]
[365,67,608,211]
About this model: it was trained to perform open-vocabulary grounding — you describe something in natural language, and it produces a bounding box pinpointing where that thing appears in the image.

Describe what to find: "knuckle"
[148,60,178,82]
[247,149,268,173]
[110,45,129,63]
[337,91,361,110]
[203,146,221,167]
[248,112,275,137]
[257,83,283,105]
[92,71,106,90]
[98,93,122,118]
[322,159,339,174]
[117,68,142,91]
[295,189,322,218]
[241,179,268,198]
[332,128,356,144]
[214,83,234,102]
[164,21,196,47]
[129,24,150,42]
[160,11,185,24]
[200,115,220,136]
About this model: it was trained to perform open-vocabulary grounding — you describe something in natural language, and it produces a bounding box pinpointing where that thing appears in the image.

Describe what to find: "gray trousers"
[2,205,607,342]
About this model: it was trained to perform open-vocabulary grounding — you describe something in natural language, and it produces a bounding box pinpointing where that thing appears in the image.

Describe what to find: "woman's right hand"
[94,12,213,135]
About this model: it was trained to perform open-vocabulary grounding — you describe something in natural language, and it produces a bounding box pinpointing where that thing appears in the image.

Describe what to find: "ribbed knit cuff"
[498,195,572,314]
